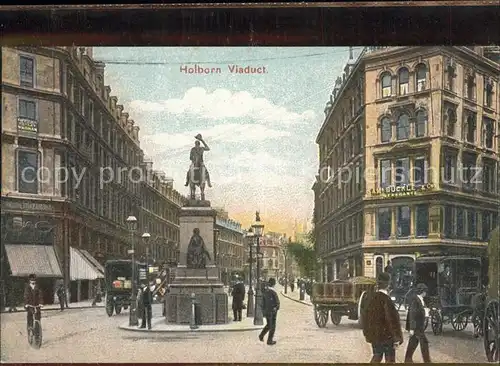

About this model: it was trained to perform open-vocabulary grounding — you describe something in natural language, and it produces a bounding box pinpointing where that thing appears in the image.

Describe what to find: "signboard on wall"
[1,214,55,245]
[17,118,38,133]
[370,183,434,199]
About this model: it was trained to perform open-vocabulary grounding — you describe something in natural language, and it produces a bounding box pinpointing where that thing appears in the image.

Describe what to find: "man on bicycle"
[24,274,43,329]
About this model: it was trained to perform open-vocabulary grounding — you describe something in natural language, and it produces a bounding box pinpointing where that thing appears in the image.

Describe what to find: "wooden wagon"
[311,276,376,328]
[483,227,499,362]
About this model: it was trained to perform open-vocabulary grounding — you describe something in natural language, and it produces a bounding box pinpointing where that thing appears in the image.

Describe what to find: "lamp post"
[252,212,264,326]
[126,215,138,326]
[142,232,151,276]
[282,235,289,294]
[246,229,255,317]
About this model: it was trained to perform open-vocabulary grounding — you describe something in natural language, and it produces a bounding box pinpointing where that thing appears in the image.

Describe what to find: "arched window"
[483,118,494,149]
[415,110,427,137]
[415,64,427,91]
[381,72,392,98]
[484,79,494,108]
[396,113,410,140]
[381,117,392,143]
[466,114,476,143]
[446,109,457,137]
[466,75,475,100]
[398,68,409,95]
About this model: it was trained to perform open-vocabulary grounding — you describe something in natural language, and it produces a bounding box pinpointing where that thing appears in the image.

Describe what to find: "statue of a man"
[186,228,211,269]
[185,134,212,188]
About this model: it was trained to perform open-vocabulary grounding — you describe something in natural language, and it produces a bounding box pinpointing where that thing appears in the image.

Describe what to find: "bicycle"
[26,304,43,349]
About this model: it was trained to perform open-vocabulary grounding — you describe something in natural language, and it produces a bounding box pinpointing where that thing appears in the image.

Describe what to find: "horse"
[187,164,207,200]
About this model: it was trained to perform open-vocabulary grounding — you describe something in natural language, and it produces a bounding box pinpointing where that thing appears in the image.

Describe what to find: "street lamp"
[126,215,138,326]
[281,235,290,294]
[252,212,264,326]
[142,232,151,275]
[246,229,255,317]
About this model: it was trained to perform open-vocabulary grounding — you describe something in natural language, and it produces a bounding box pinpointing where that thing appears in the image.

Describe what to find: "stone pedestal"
[165,200,229,325]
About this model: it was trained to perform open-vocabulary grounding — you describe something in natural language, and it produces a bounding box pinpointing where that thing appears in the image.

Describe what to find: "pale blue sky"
[93,47,363,232]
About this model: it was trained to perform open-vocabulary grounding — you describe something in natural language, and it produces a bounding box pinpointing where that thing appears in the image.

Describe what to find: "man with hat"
[404,283,431,362]
[363,272,403,362]
[24,274,43,330]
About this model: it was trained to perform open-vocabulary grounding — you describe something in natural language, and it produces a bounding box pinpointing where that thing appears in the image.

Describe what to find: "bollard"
[190,293,198,330]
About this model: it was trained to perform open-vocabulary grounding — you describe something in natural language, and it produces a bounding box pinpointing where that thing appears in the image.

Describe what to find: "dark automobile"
[104,260,146,317]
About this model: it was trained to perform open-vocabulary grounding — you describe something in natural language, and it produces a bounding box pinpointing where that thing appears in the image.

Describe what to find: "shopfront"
[1,213,63,307]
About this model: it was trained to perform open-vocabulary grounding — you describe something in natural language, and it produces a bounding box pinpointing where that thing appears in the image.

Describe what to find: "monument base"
[165,266,229,325]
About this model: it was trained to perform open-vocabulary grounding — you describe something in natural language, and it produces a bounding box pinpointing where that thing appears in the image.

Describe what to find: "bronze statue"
[186,228,211,269]
[185,134,212,200]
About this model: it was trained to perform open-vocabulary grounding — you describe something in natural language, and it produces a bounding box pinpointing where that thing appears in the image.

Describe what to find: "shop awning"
[70,247,104,281]
[79,249,105,276]
[5,244,63,278]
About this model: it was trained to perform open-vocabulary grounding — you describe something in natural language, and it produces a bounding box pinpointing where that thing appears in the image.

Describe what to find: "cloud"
[129,87,317,125]
[140,123,291,157]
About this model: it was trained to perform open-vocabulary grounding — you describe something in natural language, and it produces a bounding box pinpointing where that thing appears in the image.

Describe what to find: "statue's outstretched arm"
[200,139,210,151]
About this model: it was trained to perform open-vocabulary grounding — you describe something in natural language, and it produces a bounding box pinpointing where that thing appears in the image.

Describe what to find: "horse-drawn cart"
[311,276,376,328]
[483,227,499,362]
[413,255,482,336]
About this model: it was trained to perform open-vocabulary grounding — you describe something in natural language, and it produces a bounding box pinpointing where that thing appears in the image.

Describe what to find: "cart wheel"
[483,299,499,362]
[451,313,468,331]
[431,309,443,335]
[106,301,114,317]
[331,312,342,325]
[472,313,483,338]
[115,304,122,315]
[314,306,329,328]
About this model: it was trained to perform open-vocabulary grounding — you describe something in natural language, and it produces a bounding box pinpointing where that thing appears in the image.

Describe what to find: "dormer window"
[398,68,409,95]
[415,64,427,91]
[381,72,392,98]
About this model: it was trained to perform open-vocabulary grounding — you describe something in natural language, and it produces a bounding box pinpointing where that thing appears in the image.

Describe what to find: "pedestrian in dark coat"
[404,283,431,362]
[56,284,66,311]
[231,280,245,321]
[363,272,403,363]
[140,282,153,330]
[259,277,280,345]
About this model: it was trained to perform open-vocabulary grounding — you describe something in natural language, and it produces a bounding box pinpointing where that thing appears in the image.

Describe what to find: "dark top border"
[0,6,499,46]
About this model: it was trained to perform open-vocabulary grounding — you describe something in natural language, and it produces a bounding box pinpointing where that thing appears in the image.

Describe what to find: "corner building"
[313,46,500,280]
[1,46,185,307]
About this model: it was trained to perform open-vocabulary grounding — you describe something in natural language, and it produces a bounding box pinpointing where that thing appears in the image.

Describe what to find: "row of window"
[16,150,180,239]
[379,109,428,142]
[442,206,498,241]
[443,107,495,148]
[445,63,495,108]
[379,63,428,98]
[377,61,495,110]
[377,205,429,239]
[320,212,364,252]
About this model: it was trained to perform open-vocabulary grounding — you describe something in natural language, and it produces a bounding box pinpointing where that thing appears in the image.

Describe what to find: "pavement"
[0,284,488,363]
[2,300,105,313]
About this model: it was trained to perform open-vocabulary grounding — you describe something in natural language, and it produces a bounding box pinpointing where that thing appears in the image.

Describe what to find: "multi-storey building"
[214,208,244,284]
[258,232,285,280]
[1,46,185,307]
[139,158,185,270]
[313,46,499,281]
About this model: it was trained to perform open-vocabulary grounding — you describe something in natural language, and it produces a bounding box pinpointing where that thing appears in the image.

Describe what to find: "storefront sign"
[17,118,38,133]
[2,199,55,213]
[370,183,434,198]
[1,215,55,245]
